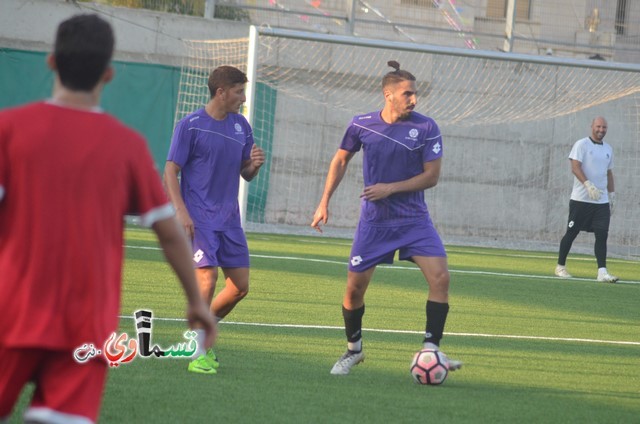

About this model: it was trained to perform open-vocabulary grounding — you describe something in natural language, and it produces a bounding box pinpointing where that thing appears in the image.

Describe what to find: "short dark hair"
[382,60,416,88]
[54,14,115,91]
[208,66,248,98]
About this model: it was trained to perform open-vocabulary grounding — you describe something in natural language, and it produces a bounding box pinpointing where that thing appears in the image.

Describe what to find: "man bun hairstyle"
[382,60,416,88]
[388,60,400,71]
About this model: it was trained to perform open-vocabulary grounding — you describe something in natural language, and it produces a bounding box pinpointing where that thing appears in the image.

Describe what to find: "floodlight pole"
[503,0,517,52]
[346,0,356,35]
[204,0,215,19]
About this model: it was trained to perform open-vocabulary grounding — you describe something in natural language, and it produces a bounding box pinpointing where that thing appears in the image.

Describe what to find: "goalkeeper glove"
[609,192,616,215]
[583,180,602,201]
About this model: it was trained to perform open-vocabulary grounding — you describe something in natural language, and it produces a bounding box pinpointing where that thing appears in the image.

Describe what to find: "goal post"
[175,26,640,259]
[238,25,260,228]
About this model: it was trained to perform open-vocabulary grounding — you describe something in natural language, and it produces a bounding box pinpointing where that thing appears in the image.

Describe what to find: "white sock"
[194,329,207,357]
[348,340,362,352]
[598,267,607,275]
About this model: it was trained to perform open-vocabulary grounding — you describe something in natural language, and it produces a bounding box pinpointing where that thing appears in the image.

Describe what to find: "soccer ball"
[409,348,449,385]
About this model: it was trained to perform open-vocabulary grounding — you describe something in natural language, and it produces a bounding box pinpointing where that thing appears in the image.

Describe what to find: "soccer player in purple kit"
[311,60,462,375]
[164,65,265,375]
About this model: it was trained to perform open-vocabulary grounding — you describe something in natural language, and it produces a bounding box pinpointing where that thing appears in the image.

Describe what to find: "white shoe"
[597,272,619,283]
[555,265,572,278]
[423,343,462,371]
[446,357,463,371]
[330,350,365,375]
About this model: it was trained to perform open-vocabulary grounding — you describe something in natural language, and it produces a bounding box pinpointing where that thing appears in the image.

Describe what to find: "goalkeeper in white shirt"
[555,116,618,283]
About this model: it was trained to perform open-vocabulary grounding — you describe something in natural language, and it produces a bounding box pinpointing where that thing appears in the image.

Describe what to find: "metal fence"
[84,0,640,63]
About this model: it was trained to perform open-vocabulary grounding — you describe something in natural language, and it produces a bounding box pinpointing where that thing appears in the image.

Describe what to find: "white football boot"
[330,350,365,375]
[555,265,572,278]
[597,271,619,283]
[423,342,463,371]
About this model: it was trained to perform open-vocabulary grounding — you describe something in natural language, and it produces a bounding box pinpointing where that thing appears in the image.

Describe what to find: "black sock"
[343,304,365,349]
[423,300,449,346]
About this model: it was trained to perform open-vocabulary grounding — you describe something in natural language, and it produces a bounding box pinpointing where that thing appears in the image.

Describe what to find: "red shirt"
[0,101,173,349]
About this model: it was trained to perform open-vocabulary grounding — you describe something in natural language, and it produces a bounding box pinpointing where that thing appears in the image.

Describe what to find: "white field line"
[279,238,637,264]
[124,245,640,285]
[123,245,639,346]
[117,315,640,347]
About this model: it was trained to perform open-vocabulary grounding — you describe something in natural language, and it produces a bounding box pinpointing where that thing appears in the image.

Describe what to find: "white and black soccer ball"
[409,348,449,385]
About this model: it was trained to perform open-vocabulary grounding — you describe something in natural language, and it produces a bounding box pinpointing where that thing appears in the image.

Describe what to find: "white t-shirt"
[568,137,614,204]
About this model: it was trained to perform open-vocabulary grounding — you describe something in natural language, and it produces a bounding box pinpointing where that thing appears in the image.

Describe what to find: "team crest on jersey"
[432,141,441,154]
[234,123,243,134]
[409,128,419,139]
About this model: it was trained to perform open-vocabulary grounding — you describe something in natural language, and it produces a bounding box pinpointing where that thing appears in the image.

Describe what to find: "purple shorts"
[192,227,250,268]
[349,216,446,272]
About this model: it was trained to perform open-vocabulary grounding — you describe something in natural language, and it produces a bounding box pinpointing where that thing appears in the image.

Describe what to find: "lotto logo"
[432,142,441,154]
[568,221,574,228]
[193,249,204,263]
[351,255,363,267]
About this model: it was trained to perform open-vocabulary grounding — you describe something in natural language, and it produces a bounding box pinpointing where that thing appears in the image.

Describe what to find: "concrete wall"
[244,34,639,257]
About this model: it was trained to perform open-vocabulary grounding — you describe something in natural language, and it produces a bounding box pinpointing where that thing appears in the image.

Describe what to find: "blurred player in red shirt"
[0,14,216,423]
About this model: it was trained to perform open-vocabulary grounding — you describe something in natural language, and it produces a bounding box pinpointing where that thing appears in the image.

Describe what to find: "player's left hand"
[361,183,394,201]
[250,144,265,168]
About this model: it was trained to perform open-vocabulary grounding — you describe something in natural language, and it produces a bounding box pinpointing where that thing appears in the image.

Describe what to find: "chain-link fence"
[84,0,640,63]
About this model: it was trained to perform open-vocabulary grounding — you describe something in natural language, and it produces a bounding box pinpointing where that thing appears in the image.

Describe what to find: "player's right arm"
[311,148,355,233]
[152,216,217,349]
[570,159,588,184]
[570,158,602,200]
[163,161,195,239]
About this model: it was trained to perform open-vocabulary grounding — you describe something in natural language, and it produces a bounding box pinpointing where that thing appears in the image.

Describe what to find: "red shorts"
[0,346,107,423]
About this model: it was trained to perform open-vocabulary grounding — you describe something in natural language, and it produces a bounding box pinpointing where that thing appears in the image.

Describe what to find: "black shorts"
[566,200,610,233]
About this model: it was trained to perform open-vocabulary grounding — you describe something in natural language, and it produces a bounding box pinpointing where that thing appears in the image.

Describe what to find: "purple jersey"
[167,109,253,230]
[340,111,442,226]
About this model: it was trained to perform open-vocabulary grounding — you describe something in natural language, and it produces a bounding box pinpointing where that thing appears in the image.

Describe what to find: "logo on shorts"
[73,310,198,367]
[351,255,363,267]
[432,141,441,154]
[193,249,204,263]
[568,220,574,228]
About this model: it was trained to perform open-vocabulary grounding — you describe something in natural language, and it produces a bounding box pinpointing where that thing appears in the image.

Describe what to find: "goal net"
[175,29,640,259]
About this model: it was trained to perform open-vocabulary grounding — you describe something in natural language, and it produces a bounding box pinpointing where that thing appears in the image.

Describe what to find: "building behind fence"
[87,0,640,64]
